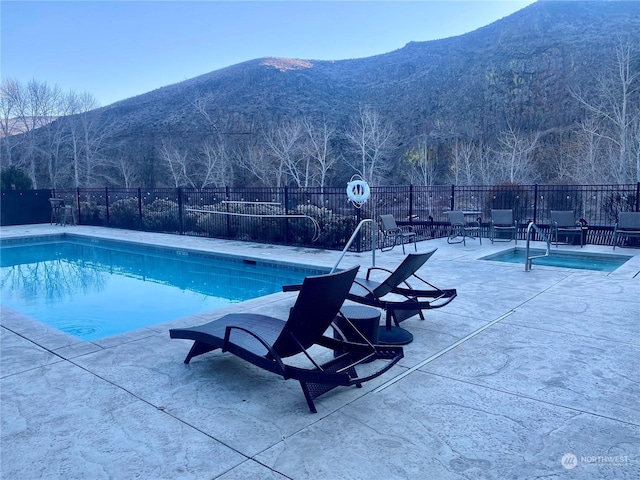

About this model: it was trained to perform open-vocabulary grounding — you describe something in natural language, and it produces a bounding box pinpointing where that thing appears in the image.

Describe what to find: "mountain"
[99,0,639,141]
[6,0,640,188]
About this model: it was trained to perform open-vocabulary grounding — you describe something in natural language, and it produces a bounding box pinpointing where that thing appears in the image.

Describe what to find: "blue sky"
[1,1,536,106]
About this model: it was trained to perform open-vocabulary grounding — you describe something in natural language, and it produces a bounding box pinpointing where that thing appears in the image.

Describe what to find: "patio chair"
[346,250,457,343]
[60,205,76,226]
[489,209,517,244]
[612,212,640,249]
[550,210,583,247]
[49,198,64,225]
[379,214,417,253]
[169,266,403,413]
[284,250,456,344]
[447,210,482,246]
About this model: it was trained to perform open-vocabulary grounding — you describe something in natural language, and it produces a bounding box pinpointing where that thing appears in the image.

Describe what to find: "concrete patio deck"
[1,225,639,479]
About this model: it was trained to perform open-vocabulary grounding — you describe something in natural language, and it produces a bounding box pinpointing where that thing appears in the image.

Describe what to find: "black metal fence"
[3,183,639,250]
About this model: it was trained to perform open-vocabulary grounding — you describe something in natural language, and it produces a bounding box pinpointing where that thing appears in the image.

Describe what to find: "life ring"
[346,179,371,205]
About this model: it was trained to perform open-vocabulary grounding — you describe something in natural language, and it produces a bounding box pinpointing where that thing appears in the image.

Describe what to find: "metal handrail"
[330,219,376,273]
[525,221,551,271]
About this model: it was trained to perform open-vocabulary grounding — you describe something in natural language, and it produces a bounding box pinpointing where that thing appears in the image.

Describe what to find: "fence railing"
[3,183,639,250]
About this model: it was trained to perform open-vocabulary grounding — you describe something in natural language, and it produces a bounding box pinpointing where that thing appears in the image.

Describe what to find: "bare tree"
[570,38,640,182]
[1,79,117,188]
[111,148,140,188]
[235,141,275,186]
[633,114,640,182]
[42,92,74,188]
[345,106,395,185]
[159,139,194,187]
[448,138,476,185]
[191,92,220,133]
[0,79,22,166]
[2,80,62,187]
[263,119,304,187]
[471,139,496,185]
[196,137,232,187]
[492,123,541,183]
[302,117,336,187]
[64,91,112,187]
[554,118,603,184]
[402,135,437,186]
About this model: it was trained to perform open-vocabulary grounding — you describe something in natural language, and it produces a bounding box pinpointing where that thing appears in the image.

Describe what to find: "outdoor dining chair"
[612,212,640,249]
[550,210,583,247]
[447,210,482,246]
[489,209,517,244]
[379,214,417,253]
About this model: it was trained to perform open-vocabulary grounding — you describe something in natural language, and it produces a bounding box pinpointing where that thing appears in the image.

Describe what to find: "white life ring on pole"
[347,179,370,207]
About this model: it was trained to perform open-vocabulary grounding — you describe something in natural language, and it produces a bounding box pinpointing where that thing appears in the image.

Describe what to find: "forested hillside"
[2,0,639,189]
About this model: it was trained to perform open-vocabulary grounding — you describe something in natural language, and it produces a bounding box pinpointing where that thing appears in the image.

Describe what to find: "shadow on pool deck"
[1,225,639,479]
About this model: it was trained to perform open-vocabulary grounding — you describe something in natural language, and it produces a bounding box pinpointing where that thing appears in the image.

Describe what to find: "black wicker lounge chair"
[613,212,640,249]
[346,250,457,342]
[169,266,403,413]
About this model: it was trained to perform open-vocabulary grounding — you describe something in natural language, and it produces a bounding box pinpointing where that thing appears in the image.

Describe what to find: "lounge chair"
[612,212,640,249]
[489,209,517,244]
[379,214,417,253]
[169,266,403,413]
[283,250,456,344]
[550,210,583,247]
[346,249,457,344]
[447,210,482,246]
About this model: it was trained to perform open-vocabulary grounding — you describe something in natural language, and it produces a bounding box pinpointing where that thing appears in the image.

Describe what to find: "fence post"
[177,187,184,235]
[76,187,81,225]
[356,203,362,253]
[409,184,414,223]
[137,188,142,229]
[533,184,538,223]
[284,186,290,245]
[450,184,455,211]
[105,187,110,226]
[225,186,231,239]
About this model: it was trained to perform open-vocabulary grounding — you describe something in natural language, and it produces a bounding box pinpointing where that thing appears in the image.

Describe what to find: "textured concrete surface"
[1,224,639,479]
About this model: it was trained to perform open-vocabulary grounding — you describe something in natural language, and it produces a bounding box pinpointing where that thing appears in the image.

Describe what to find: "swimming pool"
[0,236,326,341]
[480,248,632,272]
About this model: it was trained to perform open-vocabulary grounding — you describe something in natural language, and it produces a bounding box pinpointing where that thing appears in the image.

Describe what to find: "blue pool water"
[0,237,325,340]
[480,248,632,272]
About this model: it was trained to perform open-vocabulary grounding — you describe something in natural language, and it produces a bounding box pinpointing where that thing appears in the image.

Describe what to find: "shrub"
[79,202,106,226]
[142,199,179,232]
[109,198,139,230]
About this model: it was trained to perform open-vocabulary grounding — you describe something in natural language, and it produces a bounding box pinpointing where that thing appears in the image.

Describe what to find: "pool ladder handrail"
[525,221,551,271]
[331,219,376,273]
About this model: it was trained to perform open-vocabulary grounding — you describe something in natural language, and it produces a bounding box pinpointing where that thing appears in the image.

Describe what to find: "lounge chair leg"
[184,342,218,364]
[299,382,318,413]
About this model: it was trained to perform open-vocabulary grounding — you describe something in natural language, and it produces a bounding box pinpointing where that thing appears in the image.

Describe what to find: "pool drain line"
[374,310,515,392]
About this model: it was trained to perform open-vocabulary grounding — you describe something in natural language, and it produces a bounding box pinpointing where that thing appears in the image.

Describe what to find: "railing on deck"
[524,222,551,272]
